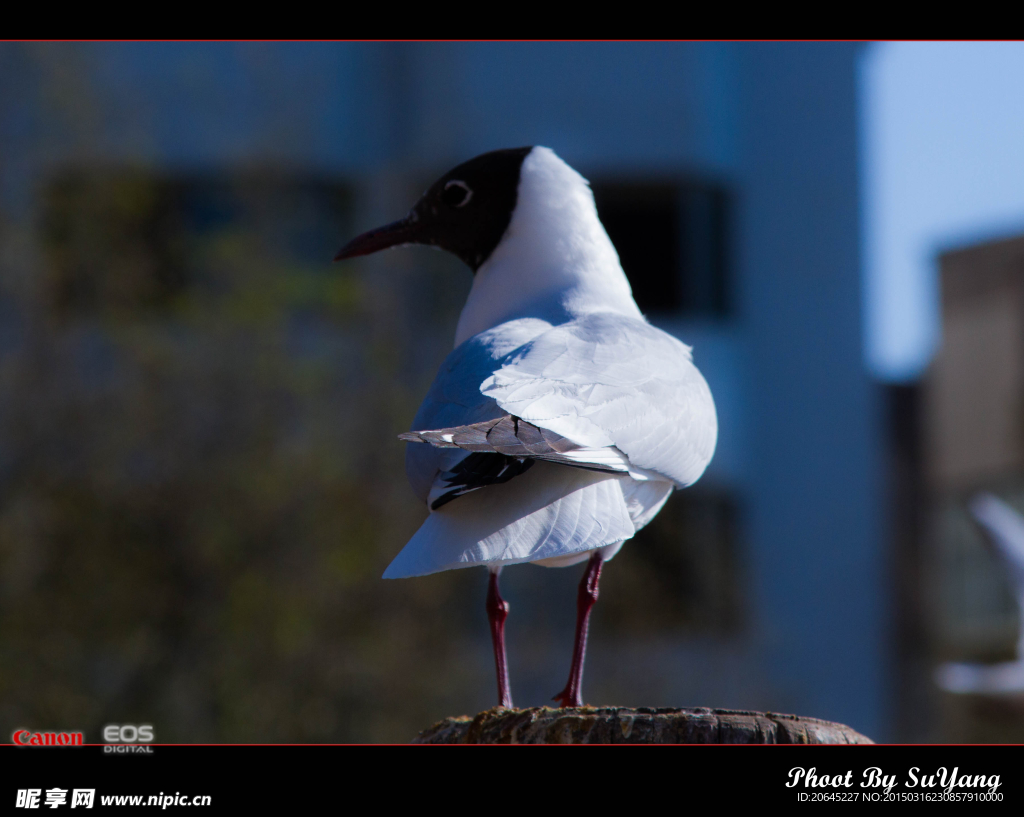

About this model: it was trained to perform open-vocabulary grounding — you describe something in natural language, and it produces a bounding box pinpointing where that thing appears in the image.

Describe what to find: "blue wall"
[740,43,883,737]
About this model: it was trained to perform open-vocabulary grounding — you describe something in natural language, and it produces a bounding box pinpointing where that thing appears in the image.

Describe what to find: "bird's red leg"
[553,551,604,708]
[487,567,513,708]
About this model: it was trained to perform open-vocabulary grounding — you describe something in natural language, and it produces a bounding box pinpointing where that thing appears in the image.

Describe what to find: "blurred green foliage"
[0,165,741,742]
[0,168,494,741]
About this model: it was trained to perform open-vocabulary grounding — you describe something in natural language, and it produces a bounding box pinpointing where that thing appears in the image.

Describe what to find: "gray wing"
[401,414,578,455]
[404,318,551,503]
[402,414,631,509]
[401,414,628,468]
[480,312,717,487]
[404,313,716,507]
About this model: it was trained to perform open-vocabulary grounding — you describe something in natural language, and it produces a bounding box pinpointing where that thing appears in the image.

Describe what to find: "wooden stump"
[414,706,874,744]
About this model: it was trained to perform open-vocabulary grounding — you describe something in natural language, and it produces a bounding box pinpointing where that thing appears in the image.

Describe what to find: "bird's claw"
[552,688,582,708]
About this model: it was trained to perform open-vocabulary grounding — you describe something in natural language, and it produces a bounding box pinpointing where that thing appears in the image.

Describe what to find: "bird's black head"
[334,147,534,272]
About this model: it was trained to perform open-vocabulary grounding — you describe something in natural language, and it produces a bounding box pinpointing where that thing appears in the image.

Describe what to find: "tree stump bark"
[414,706,874,744]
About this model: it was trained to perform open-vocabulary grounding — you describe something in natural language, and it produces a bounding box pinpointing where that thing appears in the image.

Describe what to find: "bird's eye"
[442,180,473,208]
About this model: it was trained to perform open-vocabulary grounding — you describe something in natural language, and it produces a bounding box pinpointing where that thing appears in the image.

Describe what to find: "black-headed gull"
[935,493,1024,694]
[336,147,717,708]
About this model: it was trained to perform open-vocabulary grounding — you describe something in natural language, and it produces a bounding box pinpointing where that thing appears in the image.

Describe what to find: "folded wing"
[404,317,552,504]
[404,312,717,502]
[480,312,717,487]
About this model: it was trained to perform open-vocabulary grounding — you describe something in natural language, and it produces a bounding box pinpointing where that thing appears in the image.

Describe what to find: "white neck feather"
[454,147,643,347]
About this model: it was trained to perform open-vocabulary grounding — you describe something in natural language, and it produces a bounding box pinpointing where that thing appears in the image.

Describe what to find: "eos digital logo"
[103,724,155,753]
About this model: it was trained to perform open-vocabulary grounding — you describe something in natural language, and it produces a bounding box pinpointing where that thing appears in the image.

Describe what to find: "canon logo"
[12,730,84,746]
[103,725,154,743]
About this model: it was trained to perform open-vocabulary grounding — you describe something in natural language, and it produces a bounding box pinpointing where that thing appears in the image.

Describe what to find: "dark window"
[40,168,353,320]
[591,181,731,318]
[596,488,743,635]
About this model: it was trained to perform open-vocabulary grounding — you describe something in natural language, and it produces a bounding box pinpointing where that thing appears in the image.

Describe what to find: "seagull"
[934,493,1024,694]
[335,147,717,708]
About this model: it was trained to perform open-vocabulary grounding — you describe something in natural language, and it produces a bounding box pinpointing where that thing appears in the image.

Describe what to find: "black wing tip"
[429,453,536,510]
[430,490,465,511]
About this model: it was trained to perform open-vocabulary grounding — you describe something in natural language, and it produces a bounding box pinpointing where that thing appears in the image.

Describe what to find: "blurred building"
[0,43,883,741]
[893,234,1024,741]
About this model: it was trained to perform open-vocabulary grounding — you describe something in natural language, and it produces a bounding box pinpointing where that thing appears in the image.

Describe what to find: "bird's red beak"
[334,216,423,261]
